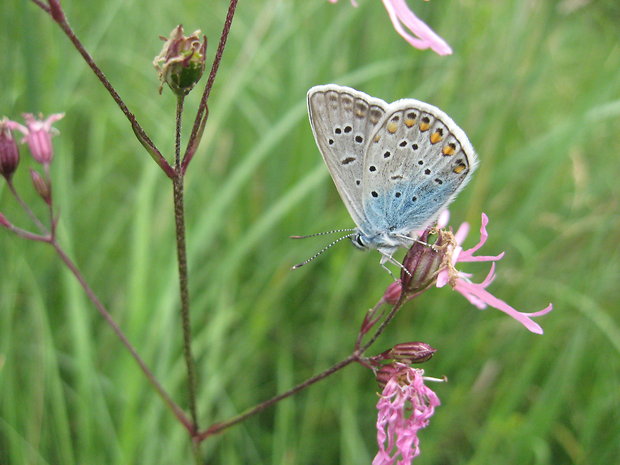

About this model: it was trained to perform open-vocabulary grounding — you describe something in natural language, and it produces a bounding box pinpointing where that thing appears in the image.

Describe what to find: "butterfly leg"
[395,233,438,251]
[379,252,412,280]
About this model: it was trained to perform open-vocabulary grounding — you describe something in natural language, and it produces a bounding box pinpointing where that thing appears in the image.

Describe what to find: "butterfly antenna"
[290,228,356,240]
[291,233,356,269]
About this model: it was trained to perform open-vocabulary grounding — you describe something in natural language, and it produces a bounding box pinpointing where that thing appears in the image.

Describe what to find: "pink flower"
[436,213,553,334]
[11,113,64,165]
[373,364,440,465]
[329,0,452,55]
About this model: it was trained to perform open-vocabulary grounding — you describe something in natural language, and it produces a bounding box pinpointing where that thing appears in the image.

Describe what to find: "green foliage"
[1,0,619,464]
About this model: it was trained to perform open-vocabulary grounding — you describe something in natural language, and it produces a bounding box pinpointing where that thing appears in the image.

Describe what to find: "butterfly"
[293,84,477,272]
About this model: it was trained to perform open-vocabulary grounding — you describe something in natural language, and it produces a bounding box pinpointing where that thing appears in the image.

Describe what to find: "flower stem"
[30,0,173,178]
[6,179,47,233]
[197,355,358,441]
[173,96,199,433]
[50,240,192,431]
[183,0,239,171]
[196,288,417,440]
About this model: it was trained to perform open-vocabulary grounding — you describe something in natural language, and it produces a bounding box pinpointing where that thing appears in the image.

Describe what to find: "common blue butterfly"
[294,84,477,271]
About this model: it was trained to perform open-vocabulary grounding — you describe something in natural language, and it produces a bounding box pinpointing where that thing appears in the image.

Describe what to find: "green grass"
[1,0,619,464]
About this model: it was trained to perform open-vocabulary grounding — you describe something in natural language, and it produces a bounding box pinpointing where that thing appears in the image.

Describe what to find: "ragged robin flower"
[10,113,64,166]
[384,212,553,334]
[435,213,553,334]
[373,363,441,465]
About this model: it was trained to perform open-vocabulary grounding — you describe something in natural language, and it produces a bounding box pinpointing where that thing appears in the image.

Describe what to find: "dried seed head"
[153,25,207,96]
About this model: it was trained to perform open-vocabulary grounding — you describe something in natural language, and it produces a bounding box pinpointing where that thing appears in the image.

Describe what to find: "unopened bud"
[400,229,453,294]
[0,118,20,180]
[153,25,207,96]
[30,169,51,205]
[383,280,403,305]
[390,342,436,364]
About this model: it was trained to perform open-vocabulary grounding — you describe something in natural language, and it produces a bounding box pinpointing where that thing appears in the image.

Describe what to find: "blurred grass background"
[1,0,619,464]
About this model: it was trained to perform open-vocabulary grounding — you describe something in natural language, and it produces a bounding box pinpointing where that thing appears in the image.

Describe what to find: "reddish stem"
[182,0,239,172]
[31,0,174,178]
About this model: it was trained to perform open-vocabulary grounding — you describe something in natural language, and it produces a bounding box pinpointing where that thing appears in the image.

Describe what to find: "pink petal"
[454,221,469,245]
[461,213,489,255]
[479,263,496,288]
[436,209,450,228]
[457,213,505,262]
[43,113,65,131]
[436,269,449,288]
[454,280,551,334]
[381,0,452,55]
[458,251,505,263]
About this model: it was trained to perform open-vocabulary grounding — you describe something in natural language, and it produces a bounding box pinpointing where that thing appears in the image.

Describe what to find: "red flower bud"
[383,280,403,305]
[400,228,453,295]
[390,342,436,364]
[0,118,20,180]
[30,169,52,205]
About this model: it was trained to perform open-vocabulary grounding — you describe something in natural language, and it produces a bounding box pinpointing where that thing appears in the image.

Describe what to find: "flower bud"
[390,342,436,364]
[400,229,453,294]
[0,118,20,180]
[12,113,64,165]
[382,280,403,305]
[153,25,207,96]
[30,169,52,205]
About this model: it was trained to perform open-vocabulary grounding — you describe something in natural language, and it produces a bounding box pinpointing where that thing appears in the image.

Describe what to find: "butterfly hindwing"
[361,100,477,235]
[307,85,387,228]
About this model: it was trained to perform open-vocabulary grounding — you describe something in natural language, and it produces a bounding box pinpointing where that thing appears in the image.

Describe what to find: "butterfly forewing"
[307,85,387,228]
[361,100,477,235]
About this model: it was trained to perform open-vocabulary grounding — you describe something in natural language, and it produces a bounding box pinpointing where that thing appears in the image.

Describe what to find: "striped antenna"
[290,228,356,240]
[291,233,356,269]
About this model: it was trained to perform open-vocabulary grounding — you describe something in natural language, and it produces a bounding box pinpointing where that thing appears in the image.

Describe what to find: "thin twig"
[30,0,174,178]
[196,287,416,440]
[172,94,199,434]
[51,240,192,431]
[182,0,239,172]
[175,96,184,170]
[197,354,358,441]
[6,180,47,233]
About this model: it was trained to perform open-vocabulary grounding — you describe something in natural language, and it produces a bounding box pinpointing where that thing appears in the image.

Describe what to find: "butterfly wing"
[361,99,477,235]
[307,85,387,228]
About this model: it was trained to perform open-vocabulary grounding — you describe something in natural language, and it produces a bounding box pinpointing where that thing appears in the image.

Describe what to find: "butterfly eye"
[351,233,367,249]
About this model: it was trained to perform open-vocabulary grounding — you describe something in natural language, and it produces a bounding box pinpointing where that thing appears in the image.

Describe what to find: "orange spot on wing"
[430,131,443,144]
[404,118,416,127]
[442,144,456,156]
[453,164,466,174]
[387,122,398,134]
